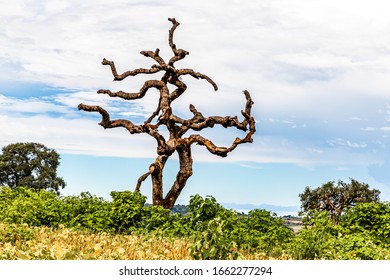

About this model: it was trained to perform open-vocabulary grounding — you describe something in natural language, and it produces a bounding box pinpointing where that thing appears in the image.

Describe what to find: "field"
[0,223,190,260]
[0,187,389,260]
[0,223,287,260]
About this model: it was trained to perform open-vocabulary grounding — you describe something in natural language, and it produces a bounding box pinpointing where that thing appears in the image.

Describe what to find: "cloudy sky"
[1,0,390,213]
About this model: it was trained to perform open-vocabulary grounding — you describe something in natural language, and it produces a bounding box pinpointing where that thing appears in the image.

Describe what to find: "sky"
[1,0,390,215]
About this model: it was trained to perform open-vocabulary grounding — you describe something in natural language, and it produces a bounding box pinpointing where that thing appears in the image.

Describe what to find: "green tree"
[299,178,380,223]
[0,142,65,194]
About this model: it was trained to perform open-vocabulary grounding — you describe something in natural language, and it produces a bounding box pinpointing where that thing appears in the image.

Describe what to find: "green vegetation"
[0,186,389,259]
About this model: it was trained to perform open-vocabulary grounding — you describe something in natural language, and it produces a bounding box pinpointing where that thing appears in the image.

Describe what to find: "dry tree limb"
[101,58,161,81]
[97,80,167,100]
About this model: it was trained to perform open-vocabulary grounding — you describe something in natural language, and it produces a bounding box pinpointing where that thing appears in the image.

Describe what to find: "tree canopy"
[0,142,65,194]
[299,178,380,222]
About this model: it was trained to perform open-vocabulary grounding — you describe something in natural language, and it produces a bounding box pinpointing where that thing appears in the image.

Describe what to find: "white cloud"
[0,113,157,158]
[361,126,390,133]
[327,138,368,149]
[273,52,354,70]
[1,0,390,172]
[0,94,70,114]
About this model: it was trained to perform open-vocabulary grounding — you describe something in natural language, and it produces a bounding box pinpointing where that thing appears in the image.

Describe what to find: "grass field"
[0,223,288,260]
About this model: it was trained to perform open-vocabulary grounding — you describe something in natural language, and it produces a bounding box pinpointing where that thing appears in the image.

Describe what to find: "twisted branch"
[97,80,167,100]
[185,90,255,157]
[101,58,161,81]
[77,104,143,133]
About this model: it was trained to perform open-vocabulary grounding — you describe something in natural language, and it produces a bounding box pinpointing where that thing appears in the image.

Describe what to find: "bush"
[62,192,112,231]
[342,202,390,244]
[186,195,293,259]
[243,209,293,255]
[109,190,147,232]
[288,206,390,260]
[324,231,389,260]
[287,211,338,259]
[0,186,112,231]
[0,187,62,227]
[141,205,175,232]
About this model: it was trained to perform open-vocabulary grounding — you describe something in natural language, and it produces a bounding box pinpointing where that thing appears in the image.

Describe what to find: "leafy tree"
[78,18,256,209]
[299,178,380,222]
[0,142,65,194]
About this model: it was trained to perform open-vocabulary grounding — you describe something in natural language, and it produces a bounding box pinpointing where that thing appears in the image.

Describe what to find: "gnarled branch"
[140,48,166,66]
[77,103,142,133]
[176,68,218,91]
[97,80,168,100]
[101,58,161,81]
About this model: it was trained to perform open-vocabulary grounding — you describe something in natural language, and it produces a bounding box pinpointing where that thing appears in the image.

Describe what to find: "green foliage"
[187,195,241,259]
[0,187,60,226]
[0,142,66,194]
[0,186,112,231]
[190,217,241,260]
[186,194,228,229]
[187,195,293,259]
[288,204,390,260]
[109,190,147,232]
[323,231,388,260]
[288,211,339,259]
[63,192,112,231]
[243,209,293,255]
[0,187,388,260]
[342,202,390,243]
[141,205,175,232]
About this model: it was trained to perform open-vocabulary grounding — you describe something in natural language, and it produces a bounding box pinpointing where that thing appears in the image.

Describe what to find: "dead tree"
[78,18,256,209]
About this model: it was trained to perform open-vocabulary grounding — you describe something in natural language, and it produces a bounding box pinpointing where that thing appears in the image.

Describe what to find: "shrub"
[288,207,390,260]
[0,187,62,227]
[242,209,293,255]
[187,195,293,259]
[342,201,390,244]
[287,211,340,259]
[109,190,147,232]
[0,186,112,231]
[324,231,389,260]
[62,192,112,231]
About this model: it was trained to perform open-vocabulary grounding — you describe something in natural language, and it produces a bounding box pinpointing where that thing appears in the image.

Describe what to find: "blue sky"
[1,0,390,214]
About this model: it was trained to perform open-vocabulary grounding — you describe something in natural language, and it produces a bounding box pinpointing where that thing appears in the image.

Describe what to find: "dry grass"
[0,223,191,260]
[0,223,288,260]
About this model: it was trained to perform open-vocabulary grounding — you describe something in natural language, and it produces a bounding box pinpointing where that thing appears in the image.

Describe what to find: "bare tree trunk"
[162,144,193,209]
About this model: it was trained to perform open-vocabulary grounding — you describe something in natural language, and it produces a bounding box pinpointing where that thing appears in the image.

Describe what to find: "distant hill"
[170,203,300,218]
[221,203,300,217]
[171,204,188,215]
